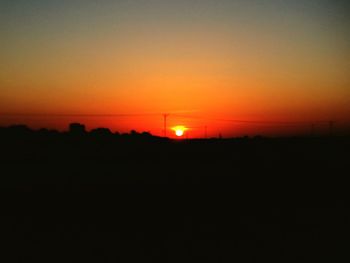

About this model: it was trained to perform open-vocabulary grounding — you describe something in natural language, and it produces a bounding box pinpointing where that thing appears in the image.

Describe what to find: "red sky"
[1,1,349,137]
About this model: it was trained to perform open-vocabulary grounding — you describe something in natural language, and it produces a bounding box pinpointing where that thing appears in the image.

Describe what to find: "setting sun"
[172,126,187,137]
[175,129,184,137]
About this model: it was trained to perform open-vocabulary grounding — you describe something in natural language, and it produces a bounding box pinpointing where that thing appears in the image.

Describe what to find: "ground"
[0,128,349,262]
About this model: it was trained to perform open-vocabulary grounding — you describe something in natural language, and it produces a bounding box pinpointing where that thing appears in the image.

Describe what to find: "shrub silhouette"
[69,123,86,135]
[90,128,112,137]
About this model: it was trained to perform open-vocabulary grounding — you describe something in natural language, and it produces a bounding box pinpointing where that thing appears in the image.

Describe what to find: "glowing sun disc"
[175,129,184,137]
[172,125,187,137]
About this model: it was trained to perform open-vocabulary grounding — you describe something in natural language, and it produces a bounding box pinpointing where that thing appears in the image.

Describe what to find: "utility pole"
[163,114,169,137]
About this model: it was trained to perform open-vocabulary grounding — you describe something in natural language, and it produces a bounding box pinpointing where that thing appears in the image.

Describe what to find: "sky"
[1,0,349,137]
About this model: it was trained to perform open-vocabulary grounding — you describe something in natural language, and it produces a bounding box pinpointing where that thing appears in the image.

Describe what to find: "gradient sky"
[1,0,349,137]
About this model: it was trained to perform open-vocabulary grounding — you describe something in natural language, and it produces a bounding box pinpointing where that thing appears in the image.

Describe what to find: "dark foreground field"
[1,127,349,262]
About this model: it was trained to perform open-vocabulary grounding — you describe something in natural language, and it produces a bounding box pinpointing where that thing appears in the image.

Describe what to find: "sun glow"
[172,126,187,137]
[175,129,184,137]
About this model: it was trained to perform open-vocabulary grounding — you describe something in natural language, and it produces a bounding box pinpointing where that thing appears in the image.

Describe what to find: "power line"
[0,113,159,117]
[1,112,335,128]
[171,114,330,126]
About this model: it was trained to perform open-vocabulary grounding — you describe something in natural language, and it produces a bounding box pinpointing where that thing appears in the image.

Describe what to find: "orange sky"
[1,1,349,137]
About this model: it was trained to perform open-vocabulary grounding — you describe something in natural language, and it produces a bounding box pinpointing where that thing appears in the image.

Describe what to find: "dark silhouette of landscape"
[1,123,349,262]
